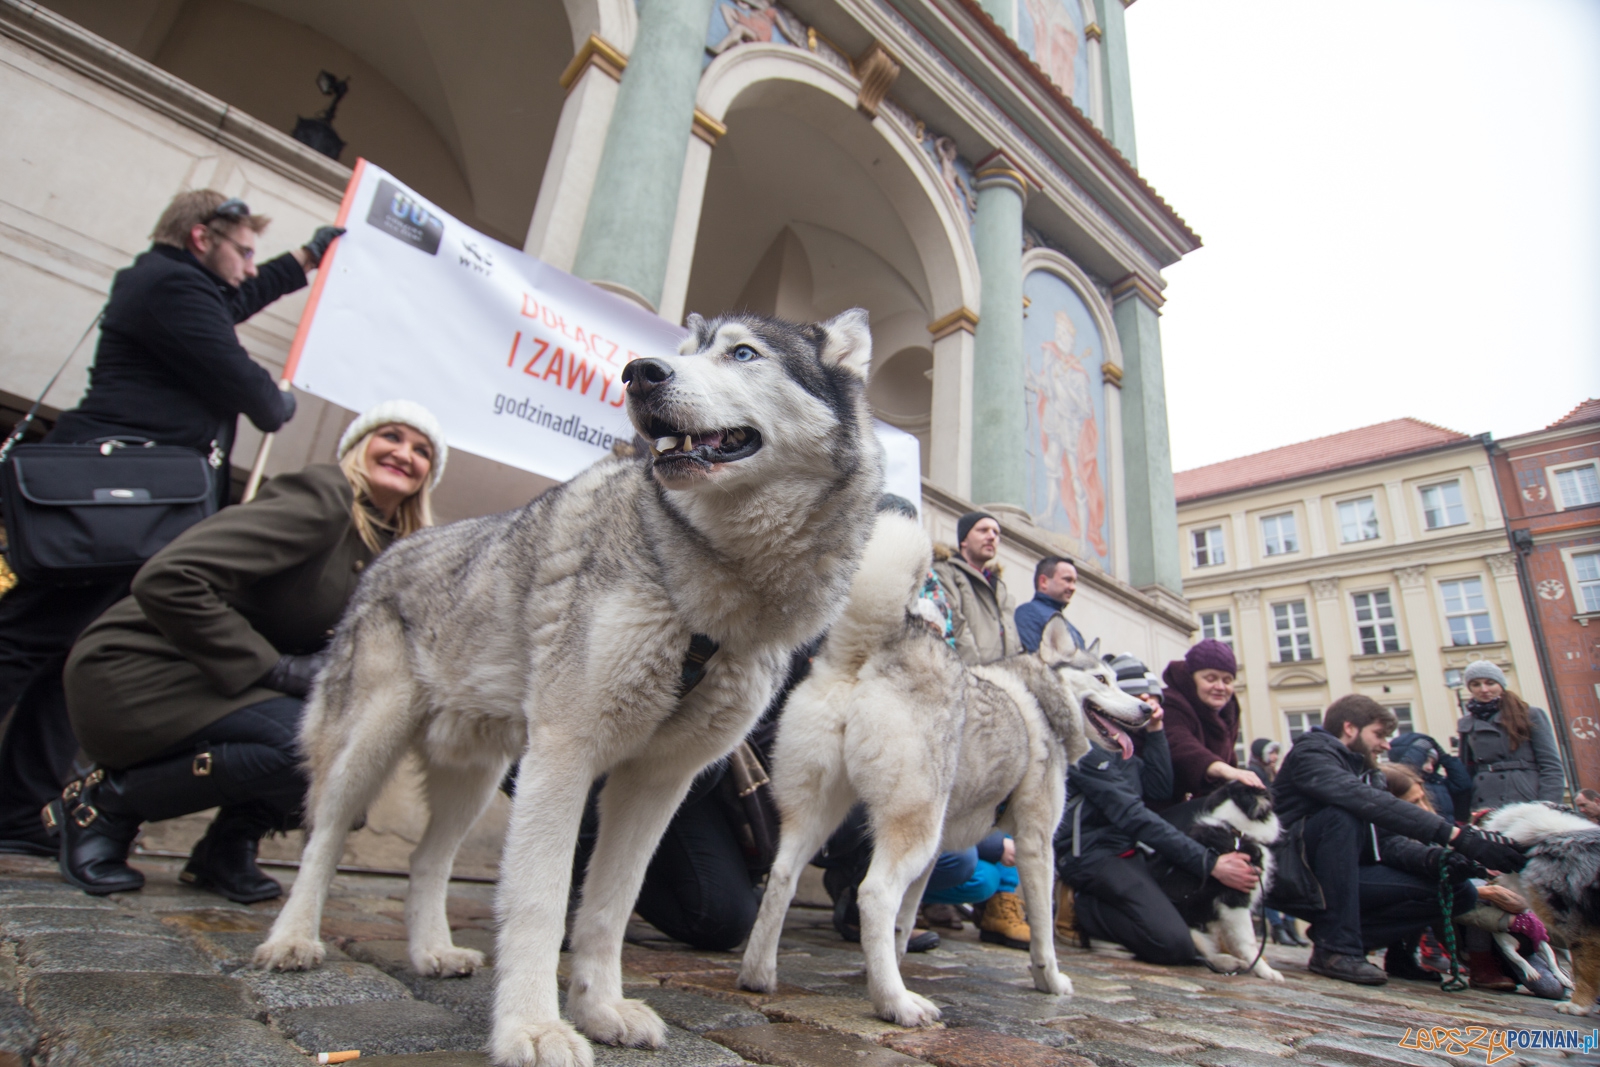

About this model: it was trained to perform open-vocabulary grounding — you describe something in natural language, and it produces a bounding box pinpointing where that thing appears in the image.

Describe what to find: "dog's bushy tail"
[824,513,932,671]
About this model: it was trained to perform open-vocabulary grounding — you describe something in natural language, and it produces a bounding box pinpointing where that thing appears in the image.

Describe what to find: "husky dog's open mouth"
[641,414,763,469]
[1084,698,1144,761]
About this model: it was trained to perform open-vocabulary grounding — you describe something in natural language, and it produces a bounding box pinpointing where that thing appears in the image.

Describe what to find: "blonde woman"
[52,401,445,900]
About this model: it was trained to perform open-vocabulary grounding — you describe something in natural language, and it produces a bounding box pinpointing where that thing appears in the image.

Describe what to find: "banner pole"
[242,380,291,502]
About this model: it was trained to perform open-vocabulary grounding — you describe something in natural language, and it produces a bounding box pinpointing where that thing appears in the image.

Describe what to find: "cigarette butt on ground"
[316,1054,360,1065]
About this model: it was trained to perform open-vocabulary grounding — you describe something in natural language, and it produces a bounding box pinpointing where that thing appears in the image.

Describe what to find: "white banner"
[288,160,921,508]
[288,160,684,482]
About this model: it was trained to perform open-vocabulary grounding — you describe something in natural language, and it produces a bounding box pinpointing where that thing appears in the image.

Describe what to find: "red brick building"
[1489,399,1600,793]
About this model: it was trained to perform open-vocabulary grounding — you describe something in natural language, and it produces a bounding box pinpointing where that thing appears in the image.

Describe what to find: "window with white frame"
[1285,710,1321,741]
[1337,497,1380,543]
[1199,610,1234,649]
[1273,600,1315,661]
[1262,512,1299,556]
[1191,526,1226,568]
[1389,704,1415,735]
[1234,738,1247,765]
[1440,577,1494,645]
[1445,667,1464,689]
[1419,481,1467,530]
[1351,590,1401,655]
[1554,463,1600,510]
[1574,550,1600,614]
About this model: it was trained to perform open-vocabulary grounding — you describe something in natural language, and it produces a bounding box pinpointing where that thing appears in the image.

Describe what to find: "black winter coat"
[50,244,303,503]
[1273,728,1453,878]
[1056,729,1215,885]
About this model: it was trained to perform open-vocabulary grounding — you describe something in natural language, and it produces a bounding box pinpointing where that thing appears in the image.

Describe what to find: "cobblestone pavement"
[0,852,1591,1067]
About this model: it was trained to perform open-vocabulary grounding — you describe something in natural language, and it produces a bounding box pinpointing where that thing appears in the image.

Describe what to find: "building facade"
[1489,399,1600,794]
[1175,420,1553,761]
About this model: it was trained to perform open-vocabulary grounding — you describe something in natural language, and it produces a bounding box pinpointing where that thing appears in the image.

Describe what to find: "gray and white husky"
[254,310,883,1067]
[738,512,1151,1026]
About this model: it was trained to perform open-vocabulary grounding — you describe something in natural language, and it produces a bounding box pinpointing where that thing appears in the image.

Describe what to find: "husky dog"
[1481,801,1600,1014]
[1175,781,1283,982]
[738,512,1150,1026]
[253,310,884,1066]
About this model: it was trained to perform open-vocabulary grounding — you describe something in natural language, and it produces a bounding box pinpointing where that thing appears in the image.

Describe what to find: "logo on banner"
[366,179,443,255]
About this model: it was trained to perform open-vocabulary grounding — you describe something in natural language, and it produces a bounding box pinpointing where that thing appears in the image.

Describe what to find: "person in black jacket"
[1056,656,1261,965]
[0,190,340,854]
[1271,695,1527,986]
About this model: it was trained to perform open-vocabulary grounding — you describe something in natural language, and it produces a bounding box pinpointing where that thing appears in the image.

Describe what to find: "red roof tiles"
[1547,398,1600,429]
[1175,419,1471,503]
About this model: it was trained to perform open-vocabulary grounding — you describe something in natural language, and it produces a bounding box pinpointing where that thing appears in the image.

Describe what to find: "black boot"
[1272,920,1310,947]
[41,770,144,895]
[1385,934,1440,982]
[181,807,282,903]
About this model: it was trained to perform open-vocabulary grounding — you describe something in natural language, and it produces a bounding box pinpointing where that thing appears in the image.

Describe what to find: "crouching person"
[49,402,445,901]
[1056,656,1262,965]
[1271,695,1527,986]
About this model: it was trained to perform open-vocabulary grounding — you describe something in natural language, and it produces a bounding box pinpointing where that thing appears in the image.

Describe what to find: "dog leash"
[1436,847,1468,992]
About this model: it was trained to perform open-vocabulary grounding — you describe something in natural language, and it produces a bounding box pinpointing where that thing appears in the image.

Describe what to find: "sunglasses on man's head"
[205,198,251,224]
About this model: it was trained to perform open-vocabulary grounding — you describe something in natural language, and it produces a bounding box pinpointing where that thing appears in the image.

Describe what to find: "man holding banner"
[0,190,340,856]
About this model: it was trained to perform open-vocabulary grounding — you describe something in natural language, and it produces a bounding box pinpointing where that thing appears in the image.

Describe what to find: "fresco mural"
[1023,269,1110,569]
[1017,0,1090,106]
[704,0,807,64]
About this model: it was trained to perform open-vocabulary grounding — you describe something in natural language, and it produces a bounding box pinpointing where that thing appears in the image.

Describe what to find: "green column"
[1098,0,1138,166]
[571,0,717,310]
[969,157,1027,508]
[1112,282,1179,592]
[979,0,1015,36]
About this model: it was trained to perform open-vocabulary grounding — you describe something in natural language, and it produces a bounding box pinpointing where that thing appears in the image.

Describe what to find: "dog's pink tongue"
[1116,726,1133,762]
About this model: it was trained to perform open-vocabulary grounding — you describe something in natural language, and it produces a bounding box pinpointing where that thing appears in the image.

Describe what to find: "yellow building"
[1175,419,1549,752]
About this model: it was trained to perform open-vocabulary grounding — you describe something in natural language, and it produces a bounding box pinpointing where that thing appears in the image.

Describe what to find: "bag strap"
[0,306,106,465]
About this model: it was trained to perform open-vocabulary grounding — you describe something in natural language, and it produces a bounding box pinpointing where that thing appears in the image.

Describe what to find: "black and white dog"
[1173,781,1283,981]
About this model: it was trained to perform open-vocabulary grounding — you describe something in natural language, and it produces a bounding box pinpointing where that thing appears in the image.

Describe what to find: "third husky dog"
[739,512,1150,1025]
[1177,781,1283,981]
[254,310,883,1067]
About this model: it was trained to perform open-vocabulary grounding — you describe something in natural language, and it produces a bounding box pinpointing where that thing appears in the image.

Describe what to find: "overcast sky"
[1124,0,1600,473]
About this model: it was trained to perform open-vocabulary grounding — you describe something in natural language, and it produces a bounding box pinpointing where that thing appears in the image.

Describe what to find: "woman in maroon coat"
[1154,639,1263,810]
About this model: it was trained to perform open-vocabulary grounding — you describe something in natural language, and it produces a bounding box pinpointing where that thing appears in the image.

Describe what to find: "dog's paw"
[877,990,942,1028]
[491,1018,595,1067]
[1553,1001,1592,1016]
[737,960,777,994]
[1030,964,1073,996]
[252,936,325,971]
[1252,962,1286,984]
[569,995,667,1048]
[412,944,486,977]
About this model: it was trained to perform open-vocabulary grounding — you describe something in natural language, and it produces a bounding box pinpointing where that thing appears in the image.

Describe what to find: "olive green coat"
[65,465,388,768]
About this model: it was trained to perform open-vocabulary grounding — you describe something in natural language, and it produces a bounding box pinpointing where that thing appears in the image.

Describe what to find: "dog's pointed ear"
[1085,636,1101,657]
[679,313,708,355]
[1040,614,1075,662]
[819,308,871,378]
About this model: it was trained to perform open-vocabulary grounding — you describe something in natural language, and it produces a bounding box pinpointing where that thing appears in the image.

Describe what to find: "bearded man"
[1271,695,1527,986]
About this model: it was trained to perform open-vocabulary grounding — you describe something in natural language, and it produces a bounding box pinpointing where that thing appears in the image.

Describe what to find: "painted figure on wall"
[707,0,806,55]
[1023,270,1109,568]
[1017,0,1090,105]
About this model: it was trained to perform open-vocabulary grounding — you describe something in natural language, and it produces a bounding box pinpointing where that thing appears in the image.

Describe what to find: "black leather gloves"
[1453,825,1528,873]
[259,651,329,699]
[302,226,346,265]
[279,388,297,423]
[1428,847,1487,884]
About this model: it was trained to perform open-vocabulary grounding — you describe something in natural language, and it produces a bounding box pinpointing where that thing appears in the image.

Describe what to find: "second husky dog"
[1176,781,1283,981]
[739,512,1150,1025]
[254,310,884,1067]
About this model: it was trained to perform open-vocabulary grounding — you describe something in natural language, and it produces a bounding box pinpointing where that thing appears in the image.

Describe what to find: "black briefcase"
[1,439,216,585]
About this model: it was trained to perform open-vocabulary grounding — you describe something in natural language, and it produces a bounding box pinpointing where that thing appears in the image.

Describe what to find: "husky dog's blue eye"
[732,345,757,362]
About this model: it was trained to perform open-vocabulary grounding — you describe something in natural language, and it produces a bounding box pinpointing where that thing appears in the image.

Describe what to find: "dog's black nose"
[622,358,673,397]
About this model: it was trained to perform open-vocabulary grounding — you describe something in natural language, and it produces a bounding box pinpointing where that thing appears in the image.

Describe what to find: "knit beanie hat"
[1104,653,1159,696]
[1462,660,1508,689]
[1184,638,1237,676]
[337,400,449,489]
[1250,738,1280,762]
[956,511,996,546]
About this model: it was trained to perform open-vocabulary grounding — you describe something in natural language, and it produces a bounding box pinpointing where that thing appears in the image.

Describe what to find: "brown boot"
[1467,950,1516,992]
[978,890,1031,950]
[920,903,964,930]
[1054,883,1077,943]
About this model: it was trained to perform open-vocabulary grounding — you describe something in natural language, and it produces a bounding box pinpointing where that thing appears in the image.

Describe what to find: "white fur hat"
[337,400,448,488]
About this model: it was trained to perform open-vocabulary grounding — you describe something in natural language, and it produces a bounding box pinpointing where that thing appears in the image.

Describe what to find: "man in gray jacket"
[933,511,1018,666]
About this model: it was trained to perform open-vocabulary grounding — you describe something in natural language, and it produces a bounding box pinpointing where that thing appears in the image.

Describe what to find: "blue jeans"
[922,847,1018,905]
